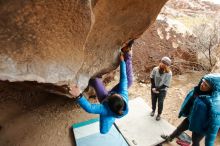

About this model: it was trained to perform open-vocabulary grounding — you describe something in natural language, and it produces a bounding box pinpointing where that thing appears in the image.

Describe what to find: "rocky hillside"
[132,0,220,83]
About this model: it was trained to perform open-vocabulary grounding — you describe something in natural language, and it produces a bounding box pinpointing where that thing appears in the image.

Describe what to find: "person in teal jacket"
[161,73,220,146]
[69,40,134,134]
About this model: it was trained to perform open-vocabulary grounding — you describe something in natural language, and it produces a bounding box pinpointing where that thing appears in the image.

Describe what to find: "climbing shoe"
[121,46,131,53]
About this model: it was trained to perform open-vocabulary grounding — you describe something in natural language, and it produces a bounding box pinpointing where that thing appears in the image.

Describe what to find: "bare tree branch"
[184,20,220,71]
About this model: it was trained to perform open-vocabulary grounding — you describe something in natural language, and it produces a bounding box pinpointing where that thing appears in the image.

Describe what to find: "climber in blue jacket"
[161,73,220,146]
[69,40,134,134]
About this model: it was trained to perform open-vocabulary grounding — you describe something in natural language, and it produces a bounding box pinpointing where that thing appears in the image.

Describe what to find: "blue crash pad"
[72,118,129,146]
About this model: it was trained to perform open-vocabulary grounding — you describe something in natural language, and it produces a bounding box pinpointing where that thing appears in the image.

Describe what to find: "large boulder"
[0,0,168,89]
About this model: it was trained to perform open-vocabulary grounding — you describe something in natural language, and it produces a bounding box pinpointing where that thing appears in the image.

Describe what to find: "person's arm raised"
[69,85,107,115]
[118,53,128,98]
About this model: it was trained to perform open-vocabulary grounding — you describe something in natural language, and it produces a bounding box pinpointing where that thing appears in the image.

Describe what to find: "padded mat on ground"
[72,118,128,146]
[115,97,176,146]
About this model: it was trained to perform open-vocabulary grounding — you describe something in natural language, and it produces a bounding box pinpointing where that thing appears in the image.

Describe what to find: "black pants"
[170,118,204,146]
[151,90,166,115]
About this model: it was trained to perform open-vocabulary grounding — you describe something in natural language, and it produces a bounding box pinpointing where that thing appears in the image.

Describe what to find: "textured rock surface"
[0,0,168,89]
[132,21,199,83]
[132,0,220,83]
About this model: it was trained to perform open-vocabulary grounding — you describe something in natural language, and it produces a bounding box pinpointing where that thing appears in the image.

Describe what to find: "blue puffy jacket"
[179,73,220,146]
[77,61,128,134]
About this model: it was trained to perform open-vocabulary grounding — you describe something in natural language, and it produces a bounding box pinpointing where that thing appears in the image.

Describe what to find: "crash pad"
[72,118,129,146]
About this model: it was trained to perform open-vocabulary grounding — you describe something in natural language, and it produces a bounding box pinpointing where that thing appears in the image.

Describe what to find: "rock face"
[132,0,220,83]
[132,21,200,83]
[0,0,167,89]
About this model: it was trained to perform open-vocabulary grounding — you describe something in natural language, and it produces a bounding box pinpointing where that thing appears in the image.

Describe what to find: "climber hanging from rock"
[69,39,134,134]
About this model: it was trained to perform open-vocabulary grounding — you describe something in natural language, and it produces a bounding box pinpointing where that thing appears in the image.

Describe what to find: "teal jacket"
[179,73,220,146]
[77,61,128,134]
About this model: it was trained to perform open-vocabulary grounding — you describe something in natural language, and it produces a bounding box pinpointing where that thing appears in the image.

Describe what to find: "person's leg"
[151,91,157,116]
[161,118,189,142]
[191,132,204,146]
[168,118,190,140]
[157,91,167,119]
[89,78,108,103]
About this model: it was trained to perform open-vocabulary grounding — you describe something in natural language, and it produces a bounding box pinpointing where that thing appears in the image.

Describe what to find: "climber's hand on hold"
[69,85,81,99]
[120,52,124,61]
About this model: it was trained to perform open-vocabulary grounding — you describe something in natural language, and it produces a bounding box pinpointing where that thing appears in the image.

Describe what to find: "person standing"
[150,56,172,121]
[161,73,220,146]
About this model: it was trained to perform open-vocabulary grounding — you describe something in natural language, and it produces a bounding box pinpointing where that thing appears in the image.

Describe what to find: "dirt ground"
[0,71,219,146]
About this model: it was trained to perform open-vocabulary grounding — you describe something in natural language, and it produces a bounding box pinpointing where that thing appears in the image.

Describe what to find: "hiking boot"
[156,114,161,121]
[161,134,173,142]
[150,111,155,117]
[121,47,132,58]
